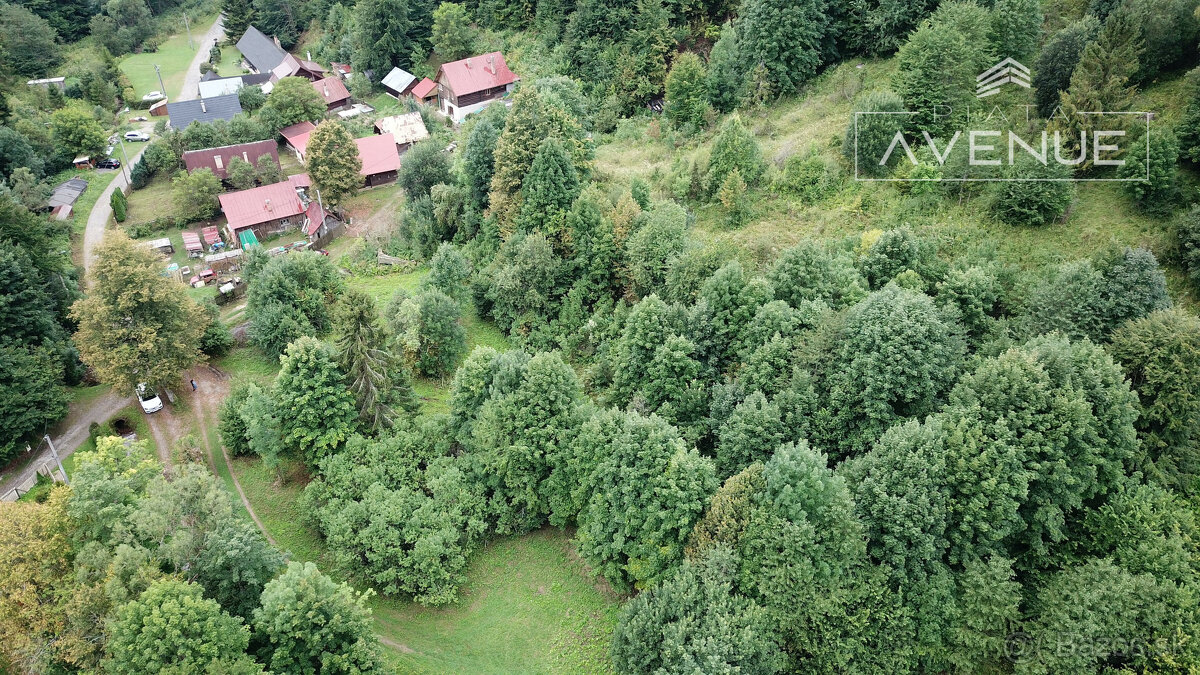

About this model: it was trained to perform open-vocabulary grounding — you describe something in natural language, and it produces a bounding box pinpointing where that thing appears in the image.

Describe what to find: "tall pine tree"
[353,0,414,75]
[737,0,829,96]
[515,136,581,245]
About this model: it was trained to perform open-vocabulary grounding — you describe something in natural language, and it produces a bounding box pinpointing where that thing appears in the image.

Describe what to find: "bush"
[110,188,127,222]
[842,89,908,177]
[989,160,1075,226]
[1178,206,1200,292]
[124,216,185,239]
[1120,128,1179,215]
[775,153,840,203]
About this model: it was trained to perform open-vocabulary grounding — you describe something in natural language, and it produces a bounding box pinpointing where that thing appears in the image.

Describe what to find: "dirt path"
[0,389,135,495]
[187,366,278,548]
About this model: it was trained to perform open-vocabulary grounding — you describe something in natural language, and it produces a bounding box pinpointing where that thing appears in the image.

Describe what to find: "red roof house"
[354,133,401,187]
[218,180,308,245]
[182,140,280,180]
[433,52,518,122]
[287,173,311,189]
[182,230,203,257]
[279,121,316,160]
[312,76,351,110]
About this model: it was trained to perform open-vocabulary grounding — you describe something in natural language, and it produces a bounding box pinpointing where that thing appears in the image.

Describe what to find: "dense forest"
[2,0,1200,671]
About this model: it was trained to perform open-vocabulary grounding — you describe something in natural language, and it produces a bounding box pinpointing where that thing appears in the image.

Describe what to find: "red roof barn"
[354,133,401,187]
[183,140,280,180]
[218,180,308,245]
[279,121,316,160]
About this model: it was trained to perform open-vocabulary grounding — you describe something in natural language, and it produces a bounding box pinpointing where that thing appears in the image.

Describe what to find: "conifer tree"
[515,136,581,243]
[737,0,828,95]
[1034,19,1100,117]
[705,114,765,195]
[707,22,744,114]
[1054,10,1143,170]
[333,288,415,433]
[664,52,709,133]
[353,0,414,74]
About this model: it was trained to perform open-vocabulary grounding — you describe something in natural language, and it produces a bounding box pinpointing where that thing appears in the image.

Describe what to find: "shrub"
[989,160,1075,226]
[843,90,908,178]
[1119,128,1179,215]
[776,153,840,203]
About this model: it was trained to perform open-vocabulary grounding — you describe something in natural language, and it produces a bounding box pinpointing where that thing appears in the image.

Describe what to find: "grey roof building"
[236,25,288,73]
[167,94,244,128]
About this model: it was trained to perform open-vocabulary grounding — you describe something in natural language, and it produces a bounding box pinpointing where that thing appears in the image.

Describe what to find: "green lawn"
[123,175,174,225]
[213,44,244,77]
[119,13,218,98]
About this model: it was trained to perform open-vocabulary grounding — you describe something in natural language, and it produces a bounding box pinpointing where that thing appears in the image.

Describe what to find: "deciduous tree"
[71,231,207,391]
[305,121,363,205]
[273,336,358,466]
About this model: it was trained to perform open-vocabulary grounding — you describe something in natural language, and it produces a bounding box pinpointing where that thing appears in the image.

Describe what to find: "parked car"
[124,131,151,142]
[141,91,164,102]
[136,384,163,414]
[96,158,121,169]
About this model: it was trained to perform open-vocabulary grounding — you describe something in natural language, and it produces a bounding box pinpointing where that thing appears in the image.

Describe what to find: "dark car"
[97,158,121,169]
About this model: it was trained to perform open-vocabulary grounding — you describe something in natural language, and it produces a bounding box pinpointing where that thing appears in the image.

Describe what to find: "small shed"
[381,67,417,99]
[373,112,429,154]
[205,248,243,272]
[47,178,89,211]
[181,231,204,257]
[410,77,437,105]
[202,225,222,249]
[73,156,94,170]
[145,237,175,254]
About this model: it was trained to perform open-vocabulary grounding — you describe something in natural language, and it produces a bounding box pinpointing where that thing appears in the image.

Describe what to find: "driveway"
[179,16,225,102]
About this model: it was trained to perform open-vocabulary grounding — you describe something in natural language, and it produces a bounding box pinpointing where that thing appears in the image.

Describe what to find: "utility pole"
[183,14,193,50]
[154,64,167,97]
[44,435,68,485]
[117,138,132,184]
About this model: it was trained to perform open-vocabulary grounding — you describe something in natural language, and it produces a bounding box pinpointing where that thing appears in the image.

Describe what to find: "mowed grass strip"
[119,13,218,98]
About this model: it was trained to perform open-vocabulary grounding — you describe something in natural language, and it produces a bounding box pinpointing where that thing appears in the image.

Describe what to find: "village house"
[434,52,518,123]
[269,54,328,84]
[373,112,430,154]
[236,26,288,75]
[279,121,316,162]
[312,76,351,111]
[218,179,309,247]
[355,134,401,187]
[183,140,279,180]
[166,94,243,129]
[197,72,272,99]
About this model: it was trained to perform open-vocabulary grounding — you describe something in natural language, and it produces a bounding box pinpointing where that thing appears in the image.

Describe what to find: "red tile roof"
[287,173,311,189]
[280,121,316,153]
[219,180,306,231]
[182,140,279,179]
[354,133,401,176]
[411,77,437,99]
[312,76,350,106]
[436,52,517,96]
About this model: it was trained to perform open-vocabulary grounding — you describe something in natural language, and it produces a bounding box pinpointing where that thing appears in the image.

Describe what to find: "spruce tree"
[353,0,414,74]
[333,288,414,433]
[221,0,255,42]
[664,52,709,133]
[706,22,744,114]
[515,136,580,243]
[1033,15,1100,117]
[705,114,765,195]
[737,0,828,95]
[1054,10,1143,170]
[988,0,1042,60]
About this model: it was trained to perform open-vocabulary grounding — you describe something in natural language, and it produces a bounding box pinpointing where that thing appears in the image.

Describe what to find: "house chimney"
[265,198,272,212]
[324,84,330,97]
[199,98,207,113]
[307,51,312,61]
[465,58,471,69]
[273,36,281,49]
[486,54,496,75]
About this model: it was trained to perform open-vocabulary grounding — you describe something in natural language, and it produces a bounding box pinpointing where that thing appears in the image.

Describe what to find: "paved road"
[179,16,225,102]
[83,16,226,275]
